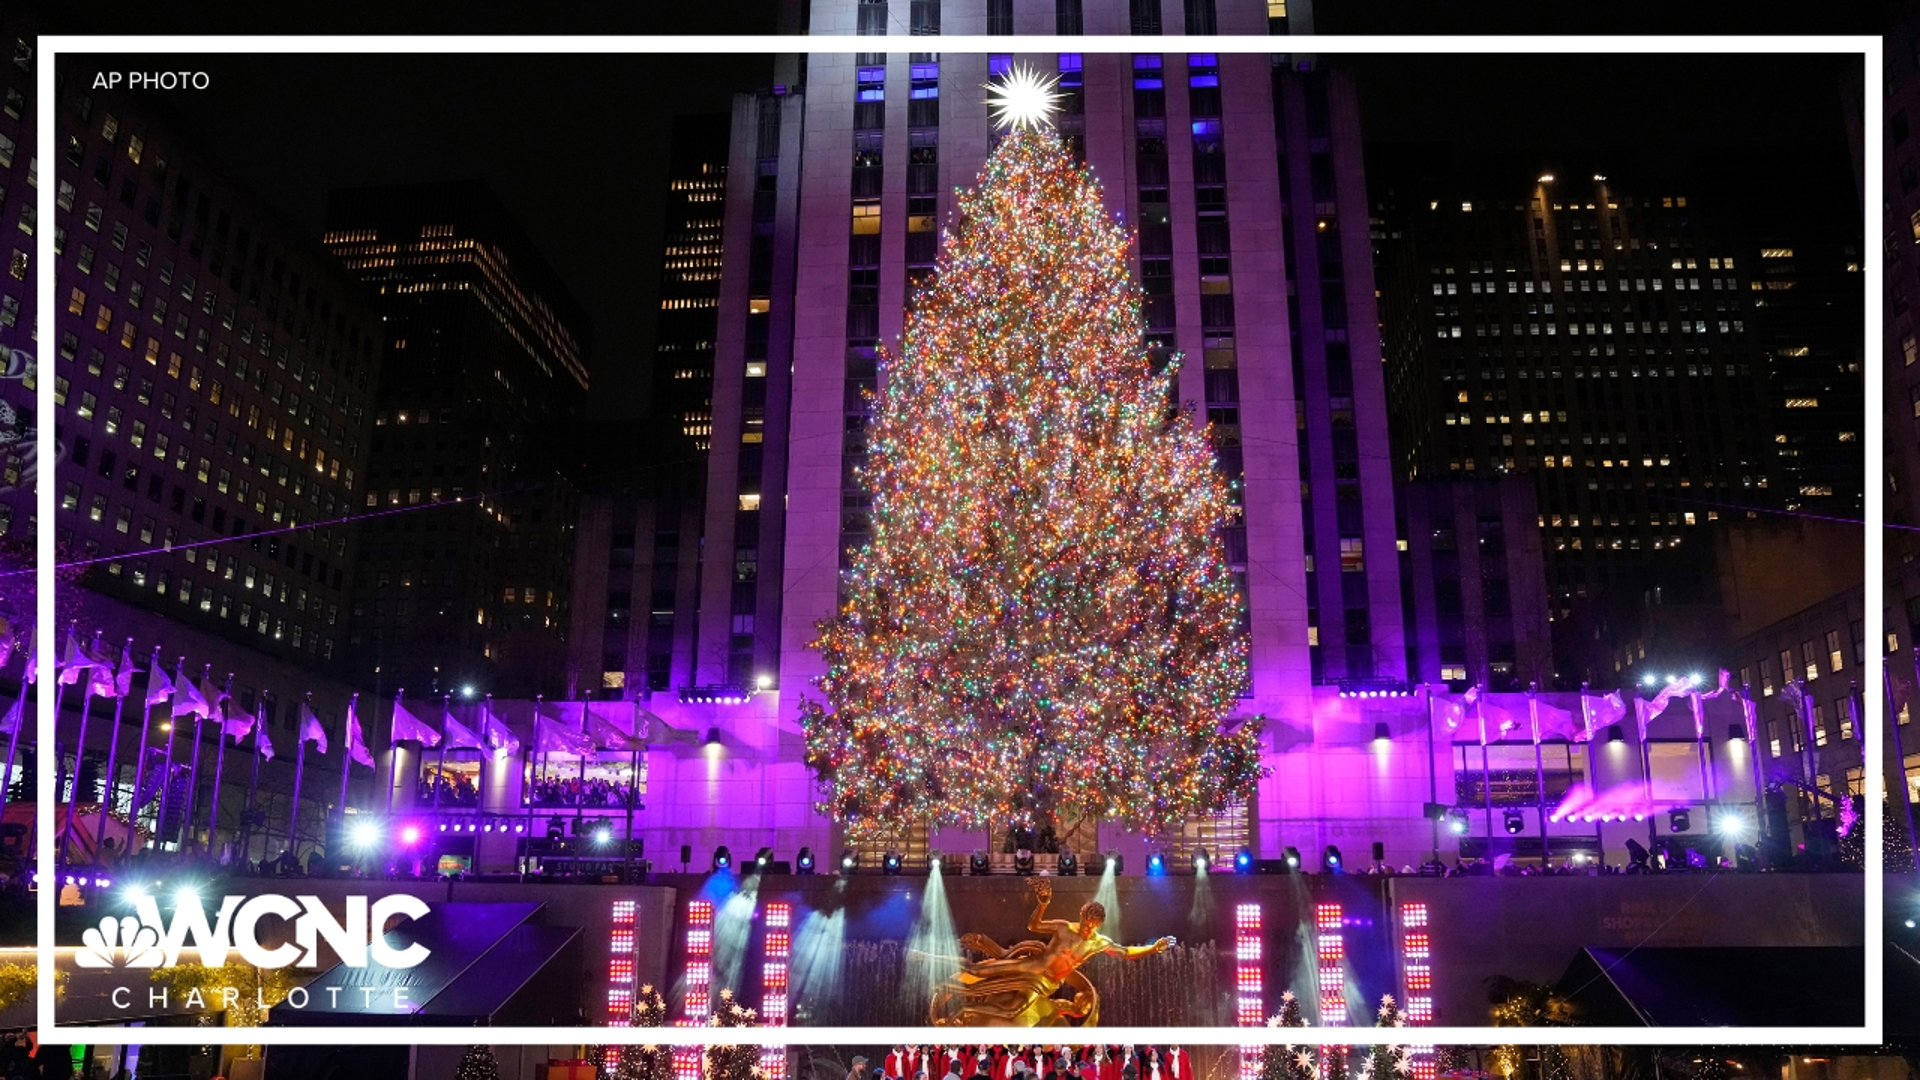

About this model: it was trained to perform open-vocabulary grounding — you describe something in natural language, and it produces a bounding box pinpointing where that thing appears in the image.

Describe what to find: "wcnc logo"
[75,894,432,970]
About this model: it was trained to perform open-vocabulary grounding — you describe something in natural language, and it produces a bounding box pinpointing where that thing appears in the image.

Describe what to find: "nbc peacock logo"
[77,915,164,968]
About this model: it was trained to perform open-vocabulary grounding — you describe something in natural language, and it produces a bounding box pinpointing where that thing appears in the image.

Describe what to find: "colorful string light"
[800,126,1266,841]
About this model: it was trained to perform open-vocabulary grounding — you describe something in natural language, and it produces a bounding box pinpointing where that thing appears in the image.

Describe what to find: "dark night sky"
[53,39,1861,423]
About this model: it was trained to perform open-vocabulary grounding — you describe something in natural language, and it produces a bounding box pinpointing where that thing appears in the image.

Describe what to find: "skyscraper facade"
[47,86,380,677]
[653,116,731,458]
[1376,178,1779,684]
[650,0,1408,862]
[324,183,591,699]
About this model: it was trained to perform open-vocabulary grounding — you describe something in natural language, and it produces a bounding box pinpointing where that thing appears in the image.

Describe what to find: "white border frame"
[34,33,1883,1047]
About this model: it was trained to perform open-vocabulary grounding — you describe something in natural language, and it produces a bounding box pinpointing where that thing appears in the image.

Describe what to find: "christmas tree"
[1434,1048,1470,1079]
[617,985,675,1080]
[455,1046,500,1080]
[702,989,763,1080]
[801,68,1266,840]
[1264,991,1317,1080]
[1323,1047,1349,1080]
[1364,995,1410,1080]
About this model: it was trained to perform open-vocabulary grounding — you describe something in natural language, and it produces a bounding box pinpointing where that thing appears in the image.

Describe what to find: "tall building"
[627,0,1412,865]
[0,17,34,549]
[1398,476,1552,691]
[1376,177,1781,684]
[324,183,590,699]
[653,116,731,458]
[1747,237,1864,519]
[47,86,380,677]
[46,82,377,855]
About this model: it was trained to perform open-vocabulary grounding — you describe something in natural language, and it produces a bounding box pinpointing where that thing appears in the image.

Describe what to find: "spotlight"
[883,850,903,876]
[1056,849,1077,876]
[1446,808,1471,836]
[1013,848,1035,875]
[969,850,991,875]
[1641,674,1657,687]
[174,885,200,906]
[755,673,773,689]
[1104,850,1123,875]
[841,848,858,874]
[796,847,816,874]
[1145,852,1167,876]
[438,822,449,833]
[1322,845,1343,874]
[1624,838,1650,871]
[1712,811,1750,842]
[1193,848,1211,874]
[594,827,613,847]
[1734,843,1758,871]
[1605,724,1626,744]
[1726,722,1747,743]
[460,684,476,699]
[514,822,526,834]
[1503,810,1525,835]
[400,825,422,846]
[755,846,774,872]
[1669,809,1691,833]
[1422,801,1447,821]
[547,816,566,841]
[713,845,733,872]
[350,821,381,850]
[1372,722,1391,744]
[1235,846,1254,874]
[1283,846,1302,871]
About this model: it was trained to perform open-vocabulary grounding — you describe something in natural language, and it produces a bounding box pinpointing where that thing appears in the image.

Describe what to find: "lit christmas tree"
[1434,1049,1470,1079]
[454,1046,500,1080]
[1323,1047,1349,1080]
[801,67,1265,840]
[702,989,764,1080]
[617,985,675,1080]
[1363,995,1410,1080]
[1262,991,1318,1080]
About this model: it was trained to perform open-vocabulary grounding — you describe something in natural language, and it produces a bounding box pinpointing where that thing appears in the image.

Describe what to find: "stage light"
[400,825,422,846]
[350,821,381,850]
[1192,848,1211,874]
[1283,846,1302,871]
[1235,846,1254,874]
[122,884,147,902]
[796,847,816,874]
[1907,918,1917,929]
[1606,724,1626,744]
[754,846,774,872]
[1372,722,1391,745]
[514,822,526,834]
[438,822,448,833]
[1666,673,1679,685]
[1625,838,1650,870]
[713,845,733,872]
[841,848,858,874]
[483,822,494,833]
[1727,723,1747,743]
[1538,173,1555,183]
[1012,847,1034,875]
[1669,809,1691,833]
[175,885,200,906]
[1322,845,1343,874]
[1734,843,1758,871]
[1446,808,1470,836]
[595,826,613,847]
[1056,848,1077,876]
[703,727,721,749]
[547,816,566,841]
[969,850,991,875]
[1145,852,1167,876]
[1712,811,1750,842]
[1641,674,1657,687]
[1687,673,1701,687]
[755,673,773,689]
[1633,813,1645,822]
[1503,810,1525,835]
[1105,850,1123,874]
[883,850,903,876]
[460,684,476,699]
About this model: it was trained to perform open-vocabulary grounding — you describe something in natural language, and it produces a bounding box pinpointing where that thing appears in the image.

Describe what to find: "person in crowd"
[1166,1047,1192,1080]
[969,1058,993,1080]
[850,1056,871,1080]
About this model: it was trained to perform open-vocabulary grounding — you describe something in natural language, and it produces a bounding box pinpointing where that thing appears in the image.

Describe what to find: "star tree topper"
[985,63,1064,131]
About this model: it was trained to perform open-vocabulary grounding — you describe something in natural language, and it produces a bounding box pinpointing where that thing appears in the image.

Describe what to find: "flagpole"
[338,693,359,823]
[155,658,185,849]
[0,662,26,807]
[242,696,264,865]
[385,689,401,816]
[96,638,133,859]
[206,673,235,861]
[181,664,212,855]
[1529,684,1547,862]
[49,622,78,812]
[129,648,161,850]
[289,694,311,863]
[433,696,448,814]
[58,631,107,864]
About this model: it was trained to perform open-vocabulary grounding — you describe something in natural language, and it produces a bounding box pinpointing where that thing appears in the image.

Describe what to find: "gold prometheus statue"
[930,877,1175,1026]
